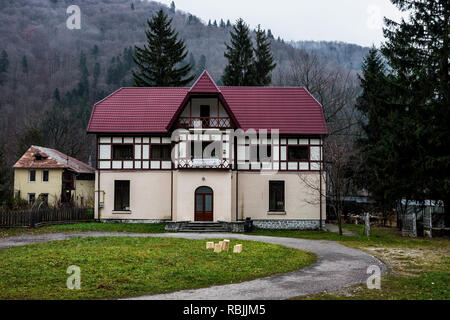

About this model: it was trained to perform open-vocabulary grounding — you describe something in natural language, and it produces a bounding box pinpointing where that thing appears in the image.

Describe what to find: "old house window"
[114,180,130,211]
[151,145,171,160]
[269,181,285,212]
[40,193,49,204]
[29,170,36,182]
[42,170,49,182]
[287,146,308,161]
[28,193,36,204]
[112,144,134,160]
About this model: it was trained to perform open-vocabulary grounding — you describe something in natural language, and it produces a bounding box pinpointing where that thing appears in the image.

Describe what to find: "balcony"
[177,117,231,129]
[177,158,231,169]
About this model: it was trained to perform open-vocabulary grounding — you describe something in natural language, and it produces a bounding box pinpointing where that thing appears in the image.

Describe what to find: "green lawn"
[0,222,166,238]
[249,225,450,300]
[0,236,316,300]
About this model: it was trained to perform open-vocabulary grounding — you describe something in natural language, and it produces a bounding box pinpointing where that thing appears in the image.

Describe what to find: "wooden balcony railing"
[177,117,231,129]
[177,158,231,169]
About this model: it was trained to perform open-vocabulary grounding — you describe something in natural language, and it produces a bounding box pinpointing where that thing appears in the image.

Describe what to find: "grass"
[0,236,316,300]
[0,222,166,238]
[248,225,450,300]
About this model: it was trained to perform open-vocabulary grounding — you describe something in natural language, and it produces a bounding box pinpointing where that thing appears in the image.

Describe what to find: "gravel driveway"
[0,232,385,300]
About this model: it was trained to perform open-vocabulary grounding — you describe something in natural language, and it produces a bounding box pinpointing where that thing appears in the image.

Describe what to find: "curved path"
[0,232,386,300]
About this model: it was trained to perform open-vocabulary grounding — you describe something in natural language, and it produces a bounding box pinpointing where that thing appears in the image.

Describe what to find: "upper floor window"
[151,145,171,161]
[113,144,133,160]
[200,105,210,118]
[288,146,308,161]
[29,170,36,182]
[42,170,49,182]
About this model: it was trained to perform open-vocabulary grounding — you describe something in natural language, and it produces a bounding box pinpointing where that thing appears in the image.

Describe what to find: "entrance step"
[178,222,229,233]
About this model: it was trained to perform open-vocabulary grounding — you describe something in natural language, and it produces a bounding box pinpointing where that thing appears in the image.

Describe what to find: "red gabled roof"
[87,72,328,135]
[219,86,327,134]
[189,70,221,93]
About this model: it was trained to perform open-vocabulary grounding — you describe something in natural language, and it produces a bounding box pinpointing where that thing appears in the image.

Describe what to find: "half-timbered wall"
[97,135,323,172]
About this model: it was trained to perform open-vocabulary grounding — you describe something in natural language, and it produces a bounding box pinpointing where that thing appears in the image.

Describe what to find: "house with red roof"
[87,71,327,231]
[13,146,95,207]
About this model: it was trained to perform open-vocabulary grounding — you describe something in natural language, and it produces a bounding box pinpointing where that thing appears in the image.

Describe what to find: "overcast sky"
[156,0,406,47]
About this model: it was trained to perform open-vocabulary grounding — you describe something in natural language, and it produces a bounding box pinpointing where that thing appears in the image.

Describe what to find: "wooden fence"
[0,207,95,228]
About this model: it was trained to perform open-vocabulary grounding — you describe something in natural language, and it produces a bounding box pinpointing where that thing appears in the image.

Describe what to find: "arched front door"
[195,186,213,221]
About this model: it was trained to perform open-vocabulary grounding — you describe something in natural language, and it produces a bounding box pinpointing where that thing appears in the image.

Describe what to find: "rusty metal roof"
[13,146,95,174]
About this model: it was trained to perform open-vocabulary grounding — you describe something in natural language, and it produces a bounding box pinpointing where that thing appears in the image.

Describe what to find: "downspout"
[319,137,323,230]
[97,169,101,221]
[234,137,239,221]
[170,170,173,221]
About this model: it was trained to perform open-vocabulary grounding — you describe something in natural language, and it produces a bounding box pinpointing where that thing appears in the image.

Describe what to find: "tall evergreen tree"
[0,144,9,203]
[253,25,276,85]
[219,19,225,28]
[381,0,450,221]
[222,18,255,86]
[0,50,9,85]
[169,1,175,14]
[22,55,28,75]
[132,9,193,87]
[355,48,400,214]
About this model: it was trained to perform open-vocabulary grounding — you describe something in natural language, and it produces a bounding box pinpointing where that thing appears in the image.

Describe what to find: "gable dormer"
[167,70,239,130]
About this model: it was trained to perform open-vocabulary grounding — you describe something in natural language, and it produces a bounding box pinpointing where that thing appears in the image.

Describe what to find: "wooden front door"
[195,186,213,221]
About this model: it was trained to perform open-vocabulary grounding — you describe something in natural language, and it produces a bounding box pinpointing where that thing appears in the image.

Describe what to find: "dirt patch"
[363,246,447,277]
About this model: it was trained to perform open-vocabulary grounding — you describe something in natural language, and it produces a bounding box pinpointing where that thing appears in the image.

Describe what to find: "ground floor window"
[28,193,36,204]
[269,181,285,211]
[114,180,130,211]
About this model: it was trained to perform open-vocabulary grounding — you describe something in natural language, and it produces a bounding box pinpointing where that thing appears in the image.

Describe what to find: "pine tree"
[267,29,274,39]
[0,144,9,203]
[169,1,175,14]
[226,20,231,27]
[0,50,9,85]
[93,62,100,89]
[53,88,61,102]
[213,20,217,27]
[220,19,225,28]
[131,3,135,10]
[222,18,255,86]
[253,25,276,85]
[132,9,194,87]
[22,55,28,75]
[208,20,212,27]
[381,0,450,221]
[355,48,398,212]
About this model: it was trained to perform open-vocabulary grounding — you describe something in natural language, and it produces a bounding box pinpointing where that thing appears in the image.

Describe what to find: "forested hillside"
[0,0,367,188]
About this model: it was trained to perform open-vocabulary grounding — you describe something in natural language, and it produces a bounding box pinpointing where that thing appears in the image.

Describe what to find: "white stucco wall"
[236,172,325,221]
[95,171,172,220]
[173,170,232,222]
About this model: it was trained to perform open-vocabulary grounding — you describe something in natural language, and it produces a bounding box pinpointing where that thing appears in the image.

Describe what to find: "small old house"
[13,146,95,206]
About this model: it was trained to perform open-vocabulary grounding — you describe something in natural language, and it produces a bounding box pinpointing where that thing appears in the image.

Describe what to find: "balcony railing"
[177,117,231,129]
[177,158,231,169]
